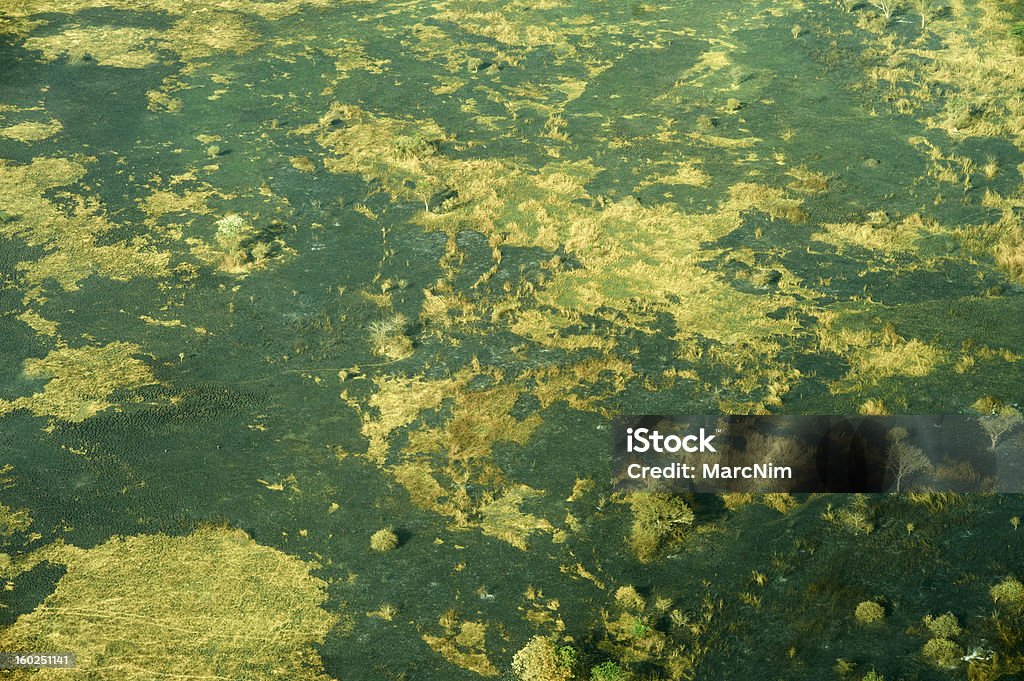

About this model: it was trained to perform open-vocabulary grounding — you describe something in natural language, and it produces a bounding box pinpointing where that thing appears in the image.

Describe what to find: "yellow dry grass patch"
[0,119,62,142]
[0,502,31,537]
[24,26,160,67]
[0,157,169,298]
[994,228,1024,284]
[16,309,59,338]
[0,526,339,680]
[818,317,945,391]
[139,183,228,225]
[5,0,331,22]
[814,213,936,255]
[360,367,555,547]
[479,484,553,550]
[0,342,156,422]
[641,160,711,188]
[687,132,761,149]
[309,105,810,409]
[361,373,460,464]
[529,355,635,414]
[422,619,499,676]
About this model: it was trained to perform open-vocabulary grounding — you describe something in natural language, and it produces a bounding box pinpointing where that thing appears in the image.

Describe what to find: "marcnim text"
[626,462,793,480]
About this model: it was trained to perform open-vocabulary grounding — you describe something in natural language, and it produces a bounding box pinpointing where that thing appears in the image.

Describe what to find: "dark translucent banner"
[612,415,1024,493]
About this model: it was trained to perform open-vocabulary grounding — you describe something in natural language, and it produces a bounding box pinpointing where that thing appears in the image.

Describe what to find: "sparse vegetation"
[368,313,413,360]
[885,427,933,492]
[7,2,1024,681]
[869,0,898,24]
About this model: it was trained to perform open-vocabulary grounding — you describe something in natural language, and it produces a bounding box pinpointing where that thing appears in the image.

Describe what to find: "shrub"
[625,492,694,563]
[923,612,961,639]
[979,408,1024,449]
[590,660,630,681]
[1010,22,1024,55]
[369,528,398,552]
[214,214,255,250]
[990,577,1024,610]
[367,313,413,360]
[862,671,884,681]
[556,646,578,672]
[922,637,963,669]
[614,585,646,612]
[512,636,573,681]
[391,134,438,160]
[629,619,650,638]
[855,601,885,624]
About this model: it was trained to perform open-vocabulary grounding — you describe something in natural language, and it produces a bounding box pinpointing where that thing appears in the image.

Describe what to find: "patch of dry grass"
[0,526,340,680]
[0,342,155,422]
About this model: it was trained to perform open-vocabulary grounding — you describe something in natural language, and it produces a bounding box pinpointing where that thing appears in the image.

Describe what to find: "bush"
[512,636,573,681]
[369,528,398,552]
[1011,22,1024,55]
[368,313,413,360]
[214,214,255,250]
[922,637,963,669]
[625,492,694,563]
[855,601,885,624]
[614,585,645,612]
[556,646,578,672]
[923,612,961,639]
[590,661,630,681]
[990,577,1024,610]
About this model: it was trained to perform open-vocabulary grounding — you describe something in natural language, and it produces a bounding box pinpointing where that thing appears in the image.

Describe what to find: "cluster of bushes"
[512,637,629,681]
[214,214,275,271]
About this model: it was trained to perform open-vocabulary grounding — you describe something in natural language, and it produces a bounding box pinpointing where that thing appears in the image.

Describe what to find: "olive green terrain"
[1,0,1023,678]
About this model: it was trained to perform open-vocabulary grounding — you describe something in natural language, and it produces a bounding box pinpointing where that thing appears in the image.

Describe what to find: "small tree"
[980,409,1024,450]
[885,428,932,492]
[870,0,898,24]
[913,0,932,29]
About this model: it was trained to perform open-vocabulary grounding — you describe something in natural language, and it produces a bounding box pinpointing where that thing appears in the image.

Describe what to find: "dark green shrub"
[591,661,630,681]
[1010,22,1024,55]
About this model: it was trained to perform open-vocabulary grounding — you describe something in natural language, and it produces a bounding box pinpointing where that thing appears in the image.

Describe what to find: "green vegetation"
[923,612,962,639]
[369,528,399,552]
[512,636,574,681]
[1010,22,1024,55]
[1,0,1024,679]
[922,637,964,669]
[855,601,885,624]
[591,661,630,681]
[990,577,1024,610]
